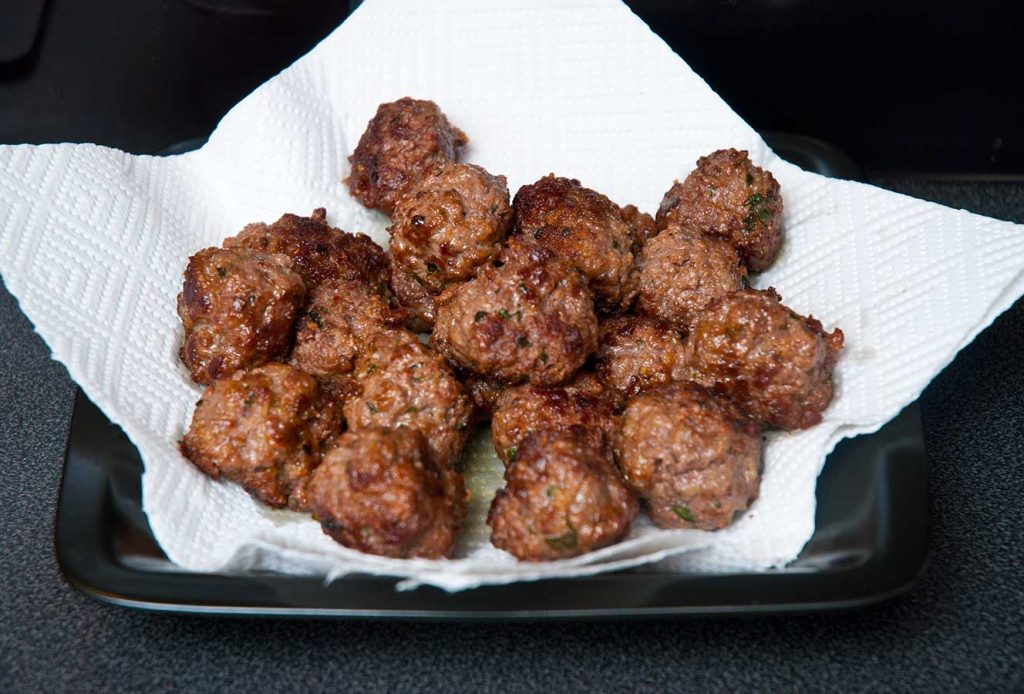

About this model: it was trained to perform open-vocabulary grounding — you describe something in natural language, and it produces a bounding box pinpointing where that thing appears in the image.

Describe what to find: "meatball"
[591,315,690,407]
[461,374,506,420]
[656,149,783,272]
[685,288,844,430]
[177,247,305,385]
[511,175,638,312]
[289,277,400,397]
[488,427,637,561]
[345,98,468,214]
[620,203,658,254]
[344,328,473,469]
[431,240,599,386]
[635,227,746,331]
[225,208,389,292]
[306,427,466,559]
[388,254,437,332]
[389,162,511,296]
[180,363,342,510]
[613,381,761,530]
[491,378,616,466]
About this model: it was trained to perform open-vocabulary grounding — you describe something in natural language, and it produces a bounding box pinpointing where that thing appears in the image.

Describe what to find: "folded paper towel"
[1,0,1023,592]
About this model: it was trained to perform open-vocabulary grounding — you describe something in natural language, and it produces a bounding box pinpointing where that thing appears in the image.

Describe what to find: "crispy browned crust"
[488,426,637,560]
[225,208,389,292]
[635,227,746,331]
[431,239,599,386]
[179,363,342,510]
[343,328,473,470]
[685,288,844,430]
[177,247,305,385]
[511,175,638,312]
[307,427,466,559]
[490,378,617,466]
[345,98,468,214]
[390,162,511,296]
[591,315,691,408]
[619,204,658,254]
[288,276,401,395]
[613,381,761,530]
[656,148,783,273]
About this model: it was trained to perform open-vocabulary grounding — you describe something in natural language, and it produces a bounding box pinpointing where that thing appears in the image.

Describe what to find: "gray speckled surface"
[1,180,1023,692]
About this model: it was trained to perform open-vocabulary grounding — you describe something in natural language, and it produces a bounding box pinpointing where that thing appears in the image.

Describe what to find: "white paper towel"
[2,0,1023,592]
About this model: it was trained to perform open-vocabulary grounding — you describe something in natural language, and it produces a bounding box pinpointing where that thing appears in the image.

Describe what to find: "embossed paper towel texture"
[1,0,1023,590]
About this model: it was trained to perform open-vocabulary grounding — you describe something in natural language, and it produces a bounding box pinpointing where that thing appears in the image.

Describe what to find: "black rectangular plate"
[54,136,930,619]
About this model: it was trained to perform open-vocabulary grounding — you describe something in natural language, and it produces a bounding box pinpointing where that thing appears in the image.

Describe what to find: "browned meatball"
[511,175,638,312]
[431,240,598,386]
[177,247,305,385]
[613,381,761,530]
[487,427,637,561]
[635,227,746,331]
[686,288,844,430]
[620,203,658,254]
[344,328,473,469]
[591,315,690,407]
[461,374,506,421]
[225,208,389,292]
[345,98,468,214]
[388,254,437,332]
[179,363,342,510]
[306,427,466,559]
[491,378,616,466]
[656,149,783,272]
[389,162,511,299]
[289,277,401,397]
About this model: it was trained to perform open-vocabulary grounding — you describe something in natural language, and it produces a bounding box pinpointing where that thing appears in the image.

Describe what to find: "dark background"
[1,1,1023,692]
[2,0,1022,173]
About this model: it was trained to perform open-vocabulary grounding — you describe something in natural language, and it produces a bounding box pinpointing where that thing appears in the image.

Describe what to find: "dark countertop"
[1,179,1022,692]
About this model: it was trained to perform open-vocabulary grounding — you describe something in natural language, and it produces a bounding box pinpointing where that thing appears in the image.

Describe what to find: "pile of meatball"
[177,97,844,563]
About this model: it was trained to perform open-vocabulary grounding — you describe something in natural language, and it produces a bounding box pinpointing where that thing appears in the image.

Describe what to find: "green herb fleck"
[243,392,256,407]
[516,335,530,348]
[506,446,517,461]
[367,402,378,414]
[672,504,696,523]
[498,308,511,320]
[307,308,322,328]
[366,363,378,375]
[545,529,578,551]
[514,310,523,321]
[518,284,528,295]
[713,500,722,510]
[474,310,487,322]
[546,485,559,497]
[426,262,439,274]
[405,405,422,414]
[216,267,227,278]
[540,352,549,364]
[411,273,426,286]
[744,193,765,207]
